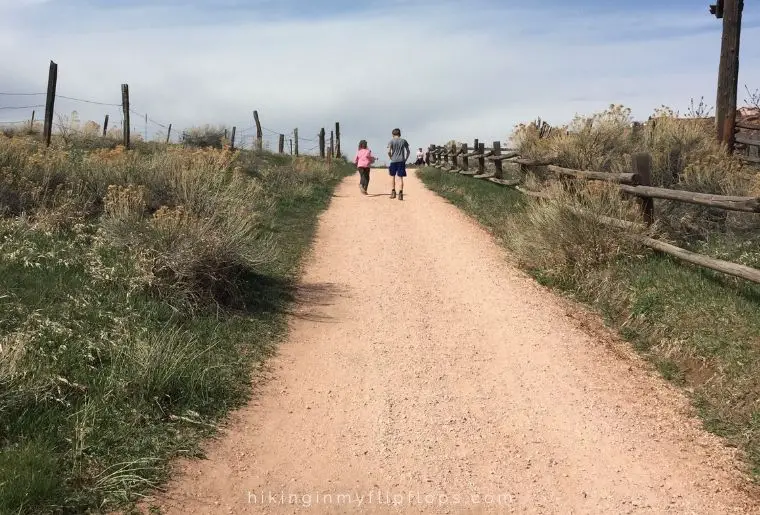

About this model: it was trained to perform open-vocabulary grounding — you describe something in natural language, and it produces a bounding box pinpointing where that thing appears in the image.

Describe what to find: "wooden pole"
[230,126,236,150]
[42,60,57,147]
[278,134,285,154]
[319,128,325,158]
[714,0,743,149]
[166,123,172,144]
[121,84,130,149]
[633,152,653,224]
[103,115,109,137]
[492,141,503,179]
[30,110,35,132]
[144,113,148,141]
[478,143,486,174]
[330,130,334,157]
[460,143,469,172]
[294,128,299,156]
[335,122,341,157]
[253,110,263,151]
[289,139,293,155]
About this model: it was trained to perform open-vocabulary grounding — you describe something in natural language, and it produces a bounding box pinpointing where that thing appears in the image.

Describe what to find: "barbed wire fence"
[0,61,341,158]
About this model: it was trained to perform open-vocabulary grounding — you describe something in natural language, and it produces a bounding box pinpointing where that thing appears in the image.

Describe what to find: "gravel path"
[150,170,759,514]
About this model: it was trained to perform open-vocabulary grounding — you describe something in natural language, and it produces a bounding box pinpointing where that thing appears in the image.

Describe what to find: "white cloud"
[0,2,758,156]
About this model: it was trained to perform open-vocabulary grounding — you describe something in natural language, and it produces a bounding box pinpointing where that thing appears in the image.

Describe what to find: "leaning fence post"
[166,123,172,144]
[633,152,653,224]
[493,141,503,179]
[253,110,263,151]
[43,61,58,147]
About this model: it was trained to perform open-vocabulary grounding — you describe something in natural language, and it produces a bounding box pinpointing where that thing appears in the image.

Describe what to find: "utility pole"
[711,0,743,149]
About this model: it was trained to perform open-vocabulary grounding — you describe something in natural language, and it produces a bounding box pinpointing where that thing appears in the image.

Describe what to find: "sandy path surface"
[149,170,759,514]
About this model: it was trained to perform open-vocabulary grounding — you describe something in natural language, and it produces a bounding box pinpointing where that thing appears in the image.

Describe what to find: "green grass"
[0,139,353,514]
[418,166,760,478]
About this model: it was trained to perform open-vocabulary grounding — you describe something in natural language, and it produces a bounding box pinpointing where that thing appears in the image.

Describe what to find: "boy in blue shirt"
[387,128,410,200]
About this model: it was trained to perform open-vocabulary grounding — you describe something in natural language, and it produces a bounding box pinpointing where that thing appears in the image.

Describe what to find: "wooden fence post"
[294,128,299,156]
[30,110,35,132]
[461,143,469,172]
[102,115,109,137]
[330,130,334,157]
[493,141,503,179]
[230,126,236,150]
[121,84,130,149]
[478,143,486,174]
[451,143,459,170]
[335,122,341,157]
[714,0,743,150]
[253,110,263,151]
[633,152,653,224]
[289,139,293,155]
[166,123,172,144]
[42,60,58,147]
[278,134,285,154]
[319,128,326,158]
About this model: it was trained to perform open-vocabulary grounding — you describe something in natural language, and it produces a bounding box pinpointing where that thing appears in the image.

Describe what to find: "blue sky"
[1,0,759,158]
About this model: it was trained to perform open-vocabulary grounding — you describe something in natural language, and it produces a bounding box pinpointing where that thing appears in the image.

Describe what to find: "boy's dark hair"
[392,128,401,136]
[358,139,368,149]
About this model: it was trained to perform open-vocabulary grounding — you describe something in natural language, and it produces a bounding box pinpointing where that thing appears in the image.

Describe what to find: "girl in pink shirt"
[354,139,376,195]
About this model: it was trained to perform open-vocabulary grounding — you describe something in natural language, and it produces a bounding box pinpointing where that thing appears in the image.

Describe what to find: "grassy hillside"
[419,104,760,478]
[0,133,352,514]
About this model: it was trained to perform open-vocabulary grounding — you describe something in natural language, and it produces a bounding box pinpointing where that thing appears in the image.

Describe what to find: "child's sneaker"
[390,190,396,199]
[398,190,403,201]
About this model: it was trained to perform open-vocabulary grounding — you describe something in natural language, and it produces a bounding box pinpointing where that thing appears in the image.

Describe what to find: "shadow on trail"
[237,272,344,323]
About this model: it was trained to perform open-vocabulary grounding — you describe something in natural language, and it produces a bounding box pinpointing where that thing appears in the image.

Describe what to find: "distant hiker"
[387,128,410,200]
[415,147,425,165]
[354,139,375,195]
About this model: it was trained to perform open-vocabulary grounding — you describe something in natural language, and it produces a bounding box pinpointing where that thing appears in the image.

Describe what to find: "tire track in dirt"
[146,170,759,514]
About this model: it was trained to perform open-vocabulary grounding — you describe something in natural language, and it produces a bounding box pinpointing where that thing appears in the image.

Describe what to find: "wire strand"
[56,95,121,107]
[0,92,45,96]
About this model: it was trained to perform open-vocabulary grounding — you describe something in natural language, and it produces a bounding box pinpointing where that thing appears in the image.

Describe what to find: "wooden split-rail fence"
[425,137,760,285]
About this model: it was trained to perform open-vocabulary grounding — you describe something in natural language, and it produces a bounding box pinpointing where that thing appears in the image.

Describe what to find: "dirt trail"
[150,171,759,514]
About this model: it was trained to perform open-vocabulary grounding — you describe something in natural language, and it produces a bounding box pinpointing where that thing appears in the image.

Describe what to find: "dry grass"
[0,130,353,514]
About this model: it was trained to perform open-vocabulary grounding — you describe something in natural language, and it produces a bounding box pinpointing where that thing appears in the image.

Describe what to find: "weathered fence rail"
[425,138,760,284]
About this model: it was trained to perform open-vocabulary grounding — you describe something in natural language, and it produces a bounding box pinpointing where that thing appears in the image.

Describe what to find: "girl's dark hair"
[358,140,368,149]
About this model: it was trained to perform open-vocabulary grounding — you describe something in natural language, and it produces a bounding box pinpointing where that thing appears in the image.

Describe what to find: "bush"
[506,180,651,290]
[182,124,229,149]
[511,103,758,243]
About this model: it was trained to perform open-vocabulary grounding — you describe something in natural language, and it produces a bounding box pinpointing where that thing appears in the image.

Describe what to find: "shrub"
[182,125,229,149]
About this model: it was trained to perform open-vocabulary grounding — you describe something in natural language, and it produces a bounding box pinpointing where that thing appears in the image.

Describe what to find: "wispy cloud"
[0,0,758,152]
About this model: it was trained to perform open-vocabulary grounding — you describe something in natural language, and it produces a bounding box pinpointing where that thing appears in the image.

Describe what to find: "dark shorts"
[389,161,406,177]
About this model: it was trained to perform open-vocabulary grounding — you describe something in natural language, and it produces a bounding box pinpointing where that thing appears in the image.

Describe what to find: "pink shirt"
[354,148,375,168]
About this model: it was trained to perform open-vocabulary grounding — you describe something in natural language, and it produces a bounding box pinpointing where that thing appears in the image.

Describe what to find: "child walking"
[354,140,375,195]
[387,128,410,200]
